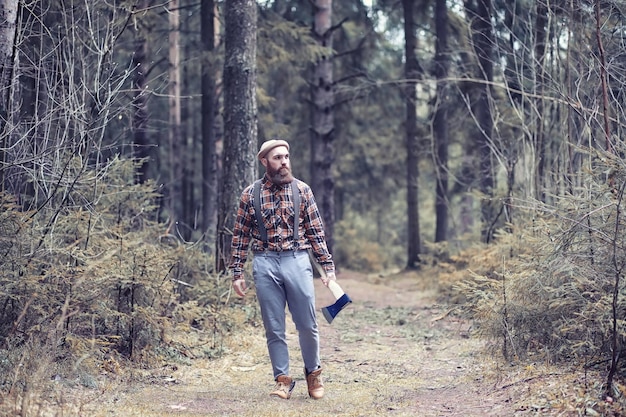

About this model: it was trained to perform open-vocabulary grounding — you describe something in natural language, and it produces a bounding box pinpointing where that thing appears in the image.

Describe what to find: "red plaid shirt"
[229,176,334,280]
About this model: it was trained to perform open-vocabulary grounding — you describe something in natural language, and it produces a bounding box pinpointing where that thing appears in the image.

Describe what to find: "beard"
[268,165,294,185]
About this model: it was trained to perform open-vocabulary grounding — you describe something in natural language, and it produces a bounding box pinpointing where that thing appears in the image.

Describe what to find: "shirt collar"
[262,175,291,191]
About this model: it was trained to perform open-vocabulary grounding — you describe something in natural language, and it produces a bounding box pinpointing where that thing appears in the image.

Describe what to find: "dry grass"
[5,267,622,416]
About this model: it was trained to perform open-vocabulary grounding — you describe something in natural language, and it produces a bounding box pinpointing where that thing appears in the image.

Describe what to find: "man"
[229,139,336,400]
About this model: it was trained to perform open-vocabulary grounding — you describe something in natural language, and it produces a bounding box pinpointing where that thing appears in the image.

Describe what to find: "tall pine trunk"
[310,0,335,255]
[132,0,150,184]
[434,0,449,243]
[217,0,257,272]
[403,0,422,269]
[0,0,18,192]
[534,1,547,202]
[168,0,183,228]
[201,0,219,250]
[467,0,495,242]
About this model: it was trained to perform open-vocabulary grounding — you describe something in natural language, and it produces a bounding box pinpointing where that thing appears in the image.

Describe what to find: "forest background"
[2,0,626,414]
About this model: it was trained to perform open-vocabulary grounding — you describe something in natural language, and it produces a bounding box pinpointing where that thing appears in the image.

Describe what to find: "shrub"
[0,158,252,402]
[457,148,626,375]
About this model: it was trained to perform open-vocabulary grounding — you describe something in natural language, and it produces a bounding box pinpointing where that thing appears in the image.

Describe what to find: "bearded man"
[229,139,336,400]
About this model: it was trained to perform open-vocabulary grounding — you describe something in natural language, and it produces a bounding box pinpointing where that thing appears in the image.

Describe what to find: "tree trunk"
[168,0,182,227]
[534,1,547,202]
[201,0,219,250]
[216,0,257,272]
[403,0,422,268]
[310,0,335,255]
[467,0,495,243]
[0,0,18,192]
[181,9,193,241]
[434,0,449,243]
[132,0,150,184]
[593,0,612,154]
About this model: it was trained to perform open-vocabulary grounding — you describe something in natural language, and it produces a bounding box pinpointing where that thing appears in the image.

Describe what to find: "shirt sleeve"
[229,186,254,280]
[301,184,335,273]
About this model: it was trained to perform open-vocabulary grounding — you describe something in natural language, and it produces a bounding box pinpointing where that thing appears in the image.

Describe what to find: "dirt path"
[85,272,560,416]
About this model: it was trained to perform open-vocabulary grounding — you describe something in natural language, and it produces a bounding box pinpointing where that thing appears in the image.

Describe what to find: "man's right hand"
[233,278,248,297]
[321,271,336,287]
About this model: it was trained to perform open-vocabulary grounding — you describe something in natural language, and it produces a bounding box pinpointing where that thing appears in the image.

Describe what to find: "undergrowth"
[453,146,626,403]
[0,158,254,413]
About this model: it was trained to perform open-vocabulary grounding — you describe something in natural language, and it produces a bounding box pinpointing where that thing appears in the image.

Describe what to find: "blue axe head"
[322,293,352,324]
[321,280,352,324]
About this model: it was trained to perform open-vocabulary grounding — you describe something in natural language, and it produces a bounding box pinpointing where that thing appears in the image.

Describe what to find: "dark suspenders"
[253,179,300,249]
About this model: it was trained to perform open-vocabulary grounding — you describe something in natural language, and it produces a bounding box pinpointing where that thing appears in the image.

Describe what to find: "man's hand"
[233,278,248,297]
[321,271,336,287]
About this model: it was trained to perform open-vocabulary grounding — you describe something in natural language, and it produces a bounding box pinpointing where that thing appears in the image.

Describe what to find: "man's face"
[262,145,293,184]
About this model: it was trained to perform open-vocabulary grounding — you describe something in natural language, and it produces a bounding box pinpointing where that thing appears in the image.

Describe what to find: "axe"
[309,251,352,324]
[321,280,352,324]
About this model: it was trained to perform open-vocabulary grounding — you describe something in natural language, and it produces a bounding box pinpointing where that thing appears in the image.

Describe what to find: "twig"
[430,307,457,324]
[499,373,560,390]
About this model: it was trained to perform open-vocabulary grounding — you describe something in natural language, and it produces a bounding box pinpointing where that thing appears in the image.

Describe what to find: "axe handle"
[308,250,344,300]
[308,250,327,278]
[327,280,345,300]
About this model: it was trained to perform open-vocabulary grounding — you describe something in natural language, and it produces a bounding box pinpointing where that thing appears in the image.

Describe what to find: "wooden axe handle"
[327,280,345,300]
[308,250,344,300]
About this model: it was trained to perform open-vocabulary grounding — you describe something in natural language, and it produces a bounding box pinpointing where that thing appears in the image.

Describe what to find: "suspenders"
[253,179,300,250]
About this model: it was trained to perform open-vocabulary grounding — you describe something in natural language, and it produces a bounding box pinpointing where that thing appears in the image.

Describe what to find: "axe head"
[321,280,352,324]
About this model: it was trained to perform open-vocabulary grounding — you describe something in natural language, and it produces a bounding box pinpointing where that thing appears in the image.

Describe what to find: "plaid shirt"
[229,176,334,280]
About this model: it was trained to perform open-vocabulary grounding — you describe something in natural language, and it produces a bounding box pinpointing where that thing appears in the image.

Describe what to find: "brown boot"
[305,367,324,399]
[270,375,295,399]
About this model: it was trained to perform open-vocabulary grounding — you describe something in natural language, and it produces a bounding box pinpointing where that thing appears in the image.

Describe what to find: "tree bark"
[216,0,257,272]
[534,0,547,202]
[168,0,183,227]
[594,0,612,154]
[201,0,219,250]
[0,0,18,192]
[467,0,495,242]
[434,0,449,243]
[132,0,150,184]
[181,5,193,241]
[403,0,422,268]
[310,0,335,255]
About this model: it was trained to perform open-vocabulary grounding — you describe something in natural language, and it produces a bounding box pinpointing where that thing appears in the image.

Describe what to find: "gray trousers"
[252,250,320,380]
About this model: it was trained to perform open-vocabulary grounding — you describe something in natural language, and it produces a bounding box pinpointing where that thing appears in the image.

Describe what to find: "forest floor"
[23,269,625,416]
